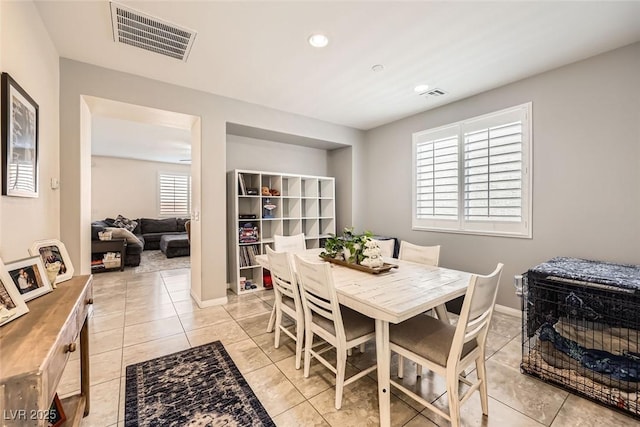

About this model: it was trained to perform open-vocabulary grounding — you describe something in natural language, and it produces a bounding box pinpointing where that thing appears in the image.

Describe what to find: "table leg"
[375,319,391,427]
[434,304,450,324]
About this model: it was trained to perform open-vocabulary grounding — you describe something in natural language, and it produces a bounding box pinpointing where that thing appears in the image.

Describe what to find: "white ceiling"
[92,116,192,164]
[35,1,640,159]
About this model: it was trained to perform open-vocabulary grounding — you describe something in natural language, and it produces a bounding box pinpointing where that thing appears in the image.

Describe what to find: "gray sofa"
[133,217,189,250]
[91,216,190,266]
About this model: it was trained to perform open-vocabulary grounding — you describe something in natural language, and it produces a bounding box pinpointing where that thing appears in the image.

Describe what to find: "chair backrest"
[373,238,395,258]
[294,254,346,341]
[398,241,440,266]
[274,233,306,253]
[266,246,302,308]
[449,263,504,365]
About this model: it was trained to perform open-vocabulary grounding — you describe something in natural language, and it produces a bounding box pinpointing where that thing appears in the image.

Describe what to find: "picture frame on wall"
[5,256,52,302]
[0,257,30,327]
[1,72,39,198]
[29,239,74,286]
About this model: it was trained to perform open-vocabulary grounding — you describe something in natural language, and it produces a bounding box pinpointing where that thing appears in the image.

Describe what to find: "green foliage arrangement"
[321,227,373,264]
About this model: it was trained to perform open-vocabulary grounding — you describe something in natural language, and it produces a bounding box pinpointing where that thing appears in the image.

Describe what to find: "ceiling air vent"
[110,2,197,62]
[423,88,447,97]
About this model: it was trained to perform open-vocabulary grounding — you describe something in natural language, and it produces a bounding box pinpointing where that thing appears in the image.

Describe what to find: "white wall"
[226,135,328,176]
[363,42,640,310]
[0,2,59,261]
[59,59,364,304]
[91,156,190,221]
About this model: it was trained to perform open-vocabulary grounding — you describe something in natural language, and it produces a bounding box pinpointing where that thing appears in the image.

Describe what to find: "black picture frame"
[1,72,39,198]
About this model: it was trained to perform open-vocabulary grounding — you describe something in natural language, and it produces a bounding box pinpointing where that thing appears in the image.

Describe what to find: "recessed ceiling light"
[414,84,430,93]
[372,64,384,72]
[308,33,329,48]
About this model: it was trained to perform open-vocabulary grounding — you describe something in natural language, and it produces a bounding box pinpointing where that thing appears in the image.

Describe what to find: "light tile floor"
[59,268,640,427]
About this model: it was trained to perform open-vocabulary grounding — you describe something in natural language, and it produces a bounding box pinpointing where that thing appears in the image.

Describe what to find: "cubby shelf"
[227,169,336,294]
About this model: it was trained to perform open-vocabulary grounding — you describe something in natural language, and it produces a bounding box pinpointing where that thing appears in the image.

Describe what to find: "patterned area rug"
[125,341,274,427]
[133,250,190,274]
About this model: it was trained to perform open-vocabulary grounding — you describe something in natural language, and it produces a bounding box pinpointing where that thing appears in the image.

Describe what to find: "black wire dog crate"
[521,257,640,418]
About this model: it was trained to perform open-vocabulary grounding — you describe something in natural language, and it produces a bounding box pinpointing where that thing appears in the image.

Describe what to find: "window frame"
[157,171,191,218]
[412,102,532,239]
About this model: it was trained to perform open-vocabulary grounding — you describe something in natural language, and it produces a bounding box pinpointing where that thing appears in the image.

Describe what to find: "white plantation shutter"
[464,122,523,221]
[413,103,531,238]
[415,126,459,224]
[158,173,190,217]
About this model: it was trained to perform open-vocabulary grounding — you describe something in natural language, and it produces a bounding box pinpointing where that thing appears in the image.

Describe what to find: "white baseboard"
[495,303,522,319]
[191,290,228,308]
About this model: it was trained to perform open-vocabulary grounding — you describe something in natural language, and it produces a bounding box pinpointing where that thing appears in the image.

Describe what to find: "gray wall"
[363,42,640,309]
[91,156,191,221]
[226,134,329,176]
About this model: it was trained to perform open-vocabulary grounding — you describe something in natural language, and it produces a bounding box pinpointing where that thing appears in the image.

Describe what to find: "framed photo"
[29,239,74,285]
[0,257,29,327]
[48,393,66,427]
[5,256,52,302]
[1,72,39,198]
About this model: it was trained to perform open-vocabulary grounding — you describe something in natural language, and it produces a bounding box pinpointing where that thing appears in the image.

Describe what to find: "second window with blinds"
[158,172,191,218]
[412,103,532,238]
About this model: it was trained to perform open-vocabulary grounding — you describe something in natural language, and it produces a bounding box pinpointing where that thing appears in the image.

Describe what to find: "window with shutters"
[412,103,532,238]
[158,172,191,217]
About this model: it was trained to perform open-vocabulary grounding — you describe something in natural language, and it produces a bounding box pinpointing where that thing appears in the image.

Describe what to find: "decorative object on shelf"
[261,186,271,196]
[238,173,247,195]
[1,72,39,198]
[246,188,259,195]
[269,188,280,196]
[263,198,276,218]
[4,255,52,302]
[320,227,397,274]
[0,257,30,326]
[239,222,259,243]
[29,239,74,286]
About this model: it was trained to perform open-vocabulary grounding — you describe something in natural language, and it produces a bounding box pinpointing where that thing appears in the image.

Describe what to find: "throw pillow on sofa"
[105,227,143,246]
[113,214,138,232]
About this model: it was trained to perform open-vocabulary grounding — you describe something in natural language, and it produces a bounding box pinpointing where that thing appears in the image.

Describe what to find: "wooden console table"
[0,275,93,426]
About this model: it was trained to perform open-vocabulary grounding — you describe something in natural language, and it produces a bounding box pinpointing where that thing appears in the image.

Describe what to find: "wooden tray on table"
[319,254,398,274]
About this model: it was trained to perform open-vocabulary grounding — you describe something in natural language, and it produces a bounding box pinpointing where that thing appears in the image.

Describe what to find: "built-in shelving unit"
[227,169,335,294]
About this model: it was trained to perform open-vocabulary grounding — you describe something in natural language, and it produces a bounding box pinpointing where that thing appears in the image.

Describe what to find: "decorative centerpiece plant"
[321,227,373,265]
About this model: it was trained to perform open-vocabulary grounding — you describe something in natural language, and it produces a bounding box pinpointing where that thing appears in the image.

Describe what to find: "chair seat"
[313,306,374,341]
[390,315,476,366]
[282,295,296,310]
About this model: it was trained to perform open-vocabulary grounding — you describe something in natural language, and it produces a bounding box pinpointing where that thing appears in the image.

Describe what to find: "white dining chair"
[398,240,440,266]
[373,238,395,258]
[266,233,307,333]
[294,254,377,410]
[389,263,504,427]
[273,233,306,253]
[266,246,305,369]
[397,240,443,377]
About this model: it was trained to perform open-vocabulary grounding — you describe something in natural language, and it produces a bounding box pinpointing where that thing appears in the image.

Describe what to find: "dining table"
[255,248,472,427]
